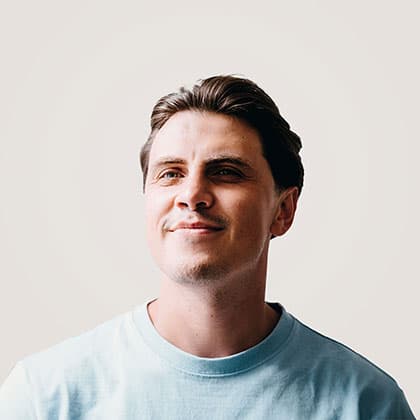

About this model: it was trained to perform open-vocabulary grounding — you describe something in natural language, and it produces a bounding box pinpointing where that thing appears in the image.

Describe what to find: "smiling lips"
[170,221,224,233]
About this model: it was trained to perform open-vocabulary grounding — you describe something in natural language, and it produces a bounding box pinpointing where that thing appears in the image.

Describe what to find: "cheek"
[229,199,263,237]
[145,191,171,219]
[231,196,273,241]
[144,192,171,243]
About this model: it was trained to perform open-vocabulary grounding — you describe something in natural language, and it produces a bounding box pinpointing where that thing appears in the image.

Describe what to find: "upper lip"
[170,221,224,231]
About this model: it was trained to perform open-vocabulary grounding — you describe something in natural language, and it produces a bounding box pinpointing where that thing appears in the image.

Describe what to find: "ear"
[270,187,299,238]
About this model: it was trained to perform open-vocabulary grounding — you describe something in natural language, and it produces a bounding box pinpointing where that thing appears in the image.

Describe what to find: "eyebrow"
[150,155,255,173]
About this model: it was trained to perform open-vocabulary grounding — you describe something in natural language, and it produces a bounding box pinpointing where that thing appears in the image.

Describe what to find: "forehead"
[149,111,264,163]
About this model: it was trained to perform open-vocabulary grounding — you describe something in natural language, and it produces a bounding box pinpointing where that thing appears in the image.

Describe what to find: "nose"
[174,172,214,211]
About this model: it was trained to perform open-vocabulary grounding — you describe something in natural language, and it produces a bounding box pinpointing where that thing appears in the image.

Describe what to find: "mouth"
[171,226,223,235]
[168,223,225,238]
[169,220,225,232]
[172,227,224,234]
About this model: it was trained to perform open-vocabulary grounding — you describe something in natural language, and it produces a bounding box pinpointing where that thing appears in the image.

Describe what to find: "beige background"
[0,0,418,415]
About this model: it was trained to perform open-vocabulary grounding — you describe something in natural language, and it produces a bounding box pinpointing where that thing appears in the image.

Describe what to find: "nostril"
[196,201,208,209]
[175,188,214,210]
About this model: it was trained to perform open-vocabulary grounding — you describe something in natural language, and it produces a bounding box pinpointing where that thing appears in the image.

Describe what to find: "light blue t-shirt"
[0,299,415,419]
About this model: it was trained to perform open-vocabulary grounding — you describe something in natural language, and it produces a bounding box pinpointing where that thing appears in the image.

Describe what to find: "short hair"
[140,75,304,195]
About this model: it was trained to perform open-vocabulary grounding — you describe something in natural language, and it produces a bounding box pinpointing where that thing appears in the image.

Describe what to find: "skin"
[144,110,298,358]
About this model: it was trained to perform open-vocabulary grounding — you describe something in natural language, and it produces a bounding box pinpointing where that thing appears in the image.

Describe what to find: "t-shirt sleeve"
[384,388,416,420]
[0,362,37,420]
[369,386,416,420]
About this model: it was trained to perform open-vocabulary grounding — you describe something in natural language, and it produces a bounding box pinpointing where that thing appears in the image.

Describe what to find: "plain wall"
[0,0,418,415]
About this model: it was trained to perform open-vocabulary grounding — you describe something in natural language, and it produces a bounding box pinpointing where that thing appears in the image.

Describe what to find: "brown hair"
[140,75,304,194]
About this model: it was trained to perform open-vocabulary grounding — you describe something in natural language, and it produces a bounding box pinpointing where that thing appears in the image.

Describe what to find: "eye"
[213,167,242,177]
[217,169,234,175]
[155,168,183,185]
[159,170,182,179]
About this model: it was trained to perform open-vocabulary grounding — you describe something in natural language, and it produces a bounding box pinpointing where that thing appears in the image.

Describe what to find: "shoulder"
[0,309,138,418]
[20,309,134,390]
[292,315,397,384]
[286,313,414,418]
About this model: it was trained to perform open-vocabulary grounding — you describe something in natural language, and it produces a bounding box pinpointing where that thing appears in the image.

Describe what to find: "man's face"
[144,110,291,286]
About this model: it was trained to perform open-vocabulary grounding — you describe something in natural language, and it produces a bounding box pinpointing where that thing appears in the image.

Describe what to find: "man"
[0,75,415,419]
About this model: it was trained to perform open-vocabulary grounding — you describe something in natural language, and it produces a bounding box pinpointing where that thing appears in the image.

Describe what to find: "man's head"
[140,75,304,287]
[140,75,304,196]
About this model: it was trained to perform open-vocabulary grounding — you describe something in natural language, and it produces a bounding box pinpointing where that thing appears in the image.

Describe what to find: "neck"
[147,272,280,358]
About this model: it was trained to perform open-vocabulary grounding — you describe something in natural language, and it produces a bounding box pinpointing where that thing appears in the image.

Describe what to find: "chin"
[166,260,230,287]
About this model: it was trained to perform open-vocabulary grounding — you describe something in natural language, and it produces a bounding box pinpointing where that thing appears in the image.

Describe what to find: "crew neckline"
[131,298,295,377]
